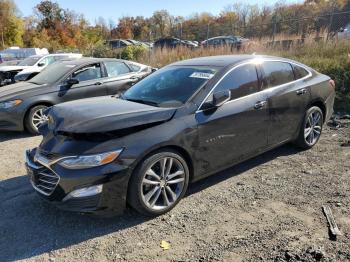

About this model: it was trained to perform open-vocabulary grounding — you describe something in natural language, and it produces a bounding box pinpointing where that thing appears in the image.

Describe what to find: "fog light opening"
[63,185,103,202]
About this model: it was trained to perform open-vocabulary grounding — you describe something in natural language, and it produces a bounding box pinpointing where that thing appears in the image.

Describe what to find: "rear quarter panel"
[308,73,335,121]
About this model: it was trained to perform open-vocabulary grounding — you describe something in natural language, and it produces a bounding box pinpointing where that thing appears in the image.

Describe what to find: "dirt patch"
[0,120,349,261]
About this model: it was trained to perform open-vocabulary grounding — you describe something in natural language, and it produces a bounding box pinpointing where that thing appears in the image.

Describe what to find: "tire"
[295,106,324,149]
[25,105,49,135]
[127,149,190,216]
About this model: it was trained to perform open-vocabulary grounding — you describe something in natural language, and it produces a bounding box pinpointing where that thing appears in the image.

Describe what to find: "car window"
[293,64,309,79]
[53,55,69,61]
[18,57,41,66]
[225,38,235,44]
[123,66,218,107]
[104,61,131,77]
[261,61,295,88]
[39,56,56,66]
[29,62,77,85]
[215,64,259,99]
[128,63,141,72]
[71,63,102,82]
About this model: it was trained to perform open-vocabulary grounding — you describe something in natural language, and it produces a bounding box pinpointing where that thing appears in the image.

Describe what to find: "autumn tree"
[0,0,24,48]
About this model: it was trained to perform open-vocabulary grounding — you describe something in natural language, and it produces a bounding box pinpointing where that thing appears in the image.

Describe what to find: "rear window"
[261,61,295,88]
[128,63,141,72]
[104,61,131,77]
[293,64,310,79]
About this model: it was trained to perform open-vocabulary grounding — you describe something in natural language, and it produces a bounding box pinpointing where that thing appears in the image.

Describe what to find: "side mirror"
[38,62,46,67]
[212,89,231,107]
[66,78,79,86]
[202,90,231,110]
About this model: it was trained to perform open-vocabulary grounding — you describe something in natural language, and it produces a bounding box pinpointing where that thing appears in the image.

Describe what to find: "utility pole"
[148,30,152,65]
[1,31,4,49]
[272,14,277,46]
[206,23,210,46]
[327,4,335,42]
[179,22,183,42]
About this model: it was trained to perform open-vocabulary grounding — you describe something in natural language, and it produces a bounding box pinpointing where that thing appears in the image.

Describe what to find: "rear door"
[103,61,139,95]
[195,63,269,174]
[58,62,108,102]
[260,61,311,146]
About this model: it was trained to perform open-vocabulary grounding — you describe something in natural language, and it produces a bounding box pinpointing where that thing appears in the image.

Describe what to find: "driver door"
[195,63,269,175]
[57,63,108,102]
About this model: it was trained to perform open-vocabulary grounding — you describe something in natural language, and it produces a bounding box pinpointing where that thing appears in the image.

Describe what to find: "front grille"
[32,168,60,196]
[27,150,60,196]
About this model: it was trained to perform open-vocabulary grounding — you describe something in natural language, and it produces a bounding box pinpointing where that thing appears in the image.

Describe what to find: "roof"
[170,55,293,67]
[59,57,130,66]
[170,55,256,67]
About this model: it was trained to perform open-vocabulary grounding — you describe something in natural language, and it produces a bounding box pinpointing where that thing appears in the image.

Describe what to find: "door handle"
[94,82,103,86]
[296,88,306,95]
[254,100,267,109]
[130,76,139,81]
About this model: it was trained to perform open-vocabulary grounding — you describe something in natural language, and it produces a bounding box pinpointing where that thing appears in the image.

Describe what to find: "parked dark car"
[201,35,249,49]
[107,39,132,49]
[25,55,335,217]
[154,37,198,48]
[0,58,153,134]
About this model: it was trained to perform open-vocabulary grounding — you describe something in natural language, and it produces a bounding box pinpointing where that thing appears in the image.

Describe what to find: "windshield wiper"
[123,97,159,107]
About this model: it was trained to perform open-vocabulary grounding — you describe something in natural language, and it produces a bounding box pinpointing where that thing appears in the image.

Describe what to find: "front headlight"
[0,99,22,109]
[58,149,123,169]
[15,73,30,82]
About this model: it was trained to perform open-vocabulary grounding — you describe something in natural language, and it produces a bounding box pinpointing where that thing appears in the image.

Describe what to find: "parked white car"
[0,47,49,60]
[0,53,82,85]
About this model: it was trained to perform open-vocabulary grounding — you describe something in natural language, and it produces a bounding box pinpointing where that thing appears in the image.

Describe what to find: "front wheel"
[25,105,49,135]
[127,150,190,216]
[295,106,324,149]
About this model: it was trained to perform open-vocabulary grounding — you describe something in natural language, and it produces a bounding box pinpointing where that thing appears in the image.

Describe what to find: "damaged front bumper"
[25,148,132,216]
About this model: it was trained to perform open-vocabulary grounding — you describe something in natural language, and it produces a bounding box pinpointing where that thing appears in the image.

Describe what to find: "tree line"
[0,0,349,52]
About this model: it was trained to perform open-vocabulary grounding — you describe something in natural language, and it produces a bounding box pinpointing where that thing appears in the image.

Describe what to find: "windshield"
[123,66,217,107]
[29,62,75,85]
[18,57,41,66]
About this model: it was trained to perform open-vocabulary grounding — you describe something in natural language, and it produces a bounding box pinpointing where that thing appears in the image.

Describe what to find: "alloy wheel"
[304,110,322,146]
[141,157,186,211]
[31,108,48,130]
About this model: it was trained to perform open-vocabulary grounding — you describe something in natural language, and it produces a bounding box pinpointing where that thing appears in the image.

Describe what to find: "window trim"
[260,61,296,90]
[212,63,260,100]
[292,63,310,80]
[69,62,103,83]
[104,61,132,77]
[197,59,312,112]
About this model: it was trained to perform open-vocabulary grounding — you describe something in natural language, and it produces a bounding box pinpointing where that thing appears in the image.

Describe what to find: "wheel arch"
[307,99,327,123]
[133,144,194,182]
[23,101,54,131]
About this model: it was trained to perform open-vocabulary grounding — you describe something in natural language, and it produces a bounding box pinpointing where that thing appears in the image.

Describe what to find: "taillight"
[329,79,335,89]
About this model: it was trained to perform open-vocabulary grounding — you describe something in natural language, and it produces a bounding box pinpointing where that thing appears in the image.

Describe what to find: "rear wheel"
[295,106,323,149]
[128,150,189,216]
[25,105,49,135]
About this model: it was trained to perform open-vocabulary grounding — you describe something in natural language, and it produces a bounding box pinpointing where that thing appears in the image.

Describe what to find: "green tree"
[0,0,24,48]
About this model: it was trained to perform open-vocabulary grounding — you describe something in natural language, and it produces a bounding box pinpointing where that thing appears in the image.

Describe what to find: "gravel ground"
[0,119,349,262]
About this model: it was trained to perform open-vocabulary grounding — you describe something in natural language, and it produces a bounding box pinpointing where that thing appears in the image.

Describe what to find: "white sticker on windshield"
[189,72,215,79]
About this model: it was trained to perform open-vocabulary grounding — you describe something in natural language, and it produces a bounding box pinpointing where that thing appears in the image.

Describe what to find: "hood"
[0,81,46,101]
[17,67,41,75]
[47,96,176,134]
[0,65,29,72]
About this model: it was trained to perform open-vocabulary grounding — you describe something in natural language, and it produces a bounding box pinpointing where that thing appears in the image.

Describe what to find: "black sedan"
[26,55,335,216]
[0,58,154,134]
